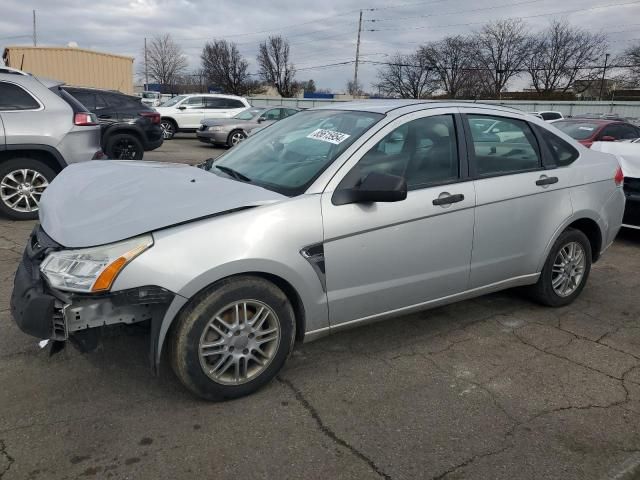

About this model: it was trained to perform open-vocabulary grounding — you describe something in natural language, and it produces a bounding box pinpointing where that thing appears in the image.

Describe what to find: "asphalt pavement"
[1,138,640,480]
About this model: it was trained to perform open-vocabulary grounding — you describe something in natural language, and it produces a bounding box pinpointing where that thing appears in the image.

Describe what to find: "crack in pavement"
[0,439,14,479]
[277,376,393,480]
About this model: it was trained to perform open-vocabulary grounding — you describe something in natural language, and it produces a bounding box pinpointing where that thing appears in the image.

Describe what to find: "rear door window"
[467,114,541,176]
[0,82,40,110]
[204,97,225,109]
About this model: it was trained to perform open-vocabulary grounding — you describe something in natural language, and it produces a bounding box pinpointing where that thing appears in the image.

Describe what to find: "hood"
[591,142,640,178]
[201,118,254,127]
[39,161,286,248]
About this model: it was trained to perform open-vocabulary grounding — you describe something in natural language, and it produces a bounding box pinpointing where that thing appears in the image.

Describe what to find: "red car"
[554,119,640,148]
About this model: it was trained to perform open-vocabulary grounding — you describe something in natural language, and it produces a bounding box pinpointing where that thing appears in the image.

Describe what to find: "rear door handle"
[432,193,465,206]
[536,175,558,186]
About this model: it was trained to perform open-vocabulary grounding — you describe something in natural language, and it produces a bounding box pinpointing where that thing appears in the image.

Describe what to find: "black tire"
[170,276,296,401]
[105,133,144,160]
[528,228,592,307]
[227,129,247,147]
[0,157,56,220]
[161,119,177,140]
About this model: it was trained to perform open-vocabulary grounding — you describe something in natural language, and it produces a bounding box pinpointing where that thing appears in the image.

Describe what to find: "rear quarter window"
[539,128,579,166]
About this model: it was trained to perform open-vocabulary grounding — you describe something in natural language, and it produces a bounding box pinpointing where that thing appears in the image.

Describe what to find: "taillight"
[614,166,624,186]
[74,112,98,126]
[92,150,105,160]
[140,112,161,124]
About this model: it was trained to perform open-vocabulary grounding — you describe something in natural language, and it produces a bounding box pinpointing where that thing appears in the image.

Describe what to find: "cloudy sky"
[1,0,639,92]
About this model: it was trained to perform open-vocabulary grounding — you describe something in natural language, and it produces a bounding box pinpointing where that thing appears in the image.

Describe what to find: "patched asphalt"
[1,142,640,479]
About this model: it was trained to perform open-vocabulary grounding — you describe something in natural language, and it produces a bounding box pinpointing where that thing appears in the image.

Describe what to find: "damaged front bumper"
[10,225,175,343]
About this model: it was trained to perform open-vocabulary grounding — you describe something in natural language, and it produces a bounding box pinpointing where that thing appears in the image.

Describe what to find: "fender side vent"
[300,244,326,291]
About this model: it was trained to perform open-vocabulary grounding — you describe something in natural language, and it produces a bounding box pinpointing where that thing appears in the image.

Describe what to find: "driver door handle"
[536,176,559,186]
[432,193,465,206]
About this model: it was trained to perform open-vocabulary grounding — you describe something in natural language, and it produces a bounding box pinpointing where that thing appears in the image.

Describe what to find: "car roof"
[311,100,526,116]
[184,93,246,100]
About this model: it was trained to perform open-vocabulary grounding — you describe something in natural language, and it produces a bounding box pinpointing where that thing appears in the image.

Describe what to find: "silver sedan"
[196,106,299,147]
[11,101,625,400]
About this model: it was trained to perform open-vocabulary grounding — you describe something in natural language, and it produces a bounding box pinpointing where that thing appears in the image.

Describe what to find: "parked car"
[11,101,624,400]
[592,140,640,229]
[0,68,102,220]
[63,87,163,160]
[553,119,640,148]
[140,91,162,107]
[196,107,299,147]
[529,111,564,122]
[155,94,251,140]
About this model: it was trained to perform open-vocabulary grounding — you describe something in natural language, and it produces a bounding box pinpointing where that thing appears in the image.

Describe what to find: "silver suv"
[11,101,625,400]
[0,68,102,219]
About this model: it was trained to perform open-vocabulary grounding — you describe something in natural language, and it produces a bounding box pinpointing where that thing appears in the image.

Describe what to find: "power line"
[366,0,548,23]
[368,0,640,31]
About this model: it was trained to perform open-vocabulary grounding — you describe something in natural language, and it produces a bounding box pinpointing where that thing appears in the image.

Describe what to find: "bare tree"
[527,20,607,94]
[419,36,476,98]
[346,80,364,96]
[201,39,262,95]
[621,42,640,87]
[257,36,297,97]
[143,34,188,89]
[375,53,439,98]
[473,19,534,96]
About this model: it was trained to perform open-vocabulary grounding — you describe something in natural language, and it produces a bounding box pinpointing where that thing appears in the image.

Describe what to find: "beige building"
[2,46,134,94]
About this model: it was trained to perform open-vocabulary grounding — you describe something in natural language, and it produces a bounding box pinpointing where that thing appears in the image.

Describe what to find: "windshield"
[555,121,600,140]
[234,108,264,120]
[160,95,186,107]
[212,109,383,196]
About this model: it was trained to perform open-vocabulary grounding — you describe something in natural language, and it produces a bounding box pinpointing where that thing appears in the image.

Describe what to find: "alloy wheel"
[112,138,140,159]
[551,241,586,297]
[0,168,49,213]
[161,121,175,139]
[198,300,281,385]
[230,132,245,146]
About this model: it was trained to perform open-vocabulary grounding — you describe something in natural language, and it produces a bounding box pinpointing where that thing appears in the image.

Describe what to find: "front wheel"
[227,130,246,147]
[170,276,296,401]
[528,228,592,307]
[0,158,55,220]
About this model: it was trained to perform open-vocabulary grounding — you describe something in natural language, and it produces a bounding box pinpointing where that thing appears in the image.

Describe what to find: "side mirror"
[257,117,265,123]
[333,172,407,206]
[178,105,187,110]
[600,135,617,142]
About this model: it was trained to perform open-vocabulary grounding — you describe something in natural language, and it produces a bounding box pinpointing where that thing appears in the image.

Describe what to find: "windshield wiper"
[215,165,252,182]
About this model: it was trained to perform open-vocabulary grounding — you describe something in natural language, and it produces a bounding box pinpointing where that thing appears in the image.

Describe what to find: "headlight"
[209,126,224,132]
[40,235,153,293]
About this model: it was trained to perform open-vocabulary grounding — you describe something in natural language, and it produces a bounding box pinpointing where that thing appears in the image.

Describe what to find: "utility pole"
[32,10,36,46]
[598,53,610,101]
[353,10,363,98]
[144,37,149,90]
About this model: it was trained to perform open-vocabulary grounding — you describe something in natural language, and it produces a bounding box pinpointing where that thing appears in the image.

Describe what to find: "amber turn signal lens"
[92,257,127,292]
[91,244,148,292]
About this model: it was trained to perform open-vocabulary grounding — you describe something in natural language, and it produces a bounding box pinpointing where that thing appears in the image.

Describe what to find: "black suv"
[63,87,163,160]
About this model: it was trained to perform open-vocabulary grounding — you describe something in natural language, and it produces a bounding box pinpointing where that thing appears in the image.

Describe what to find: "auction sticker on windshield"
[307,129,351,144]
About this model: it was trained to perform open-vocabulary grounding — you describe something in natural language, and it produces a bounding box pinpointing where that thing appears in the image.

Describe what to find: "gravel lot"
[1,138,640,479]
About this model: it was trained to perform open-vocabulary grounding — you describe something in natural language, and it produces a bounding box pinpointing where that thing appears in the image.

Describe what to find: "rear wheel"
[161,119,177,140]
[529,228,592,307]
[227,130,246,147]
[0,158,55,220]
[105,133,144,160]
[170,276,296,401]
